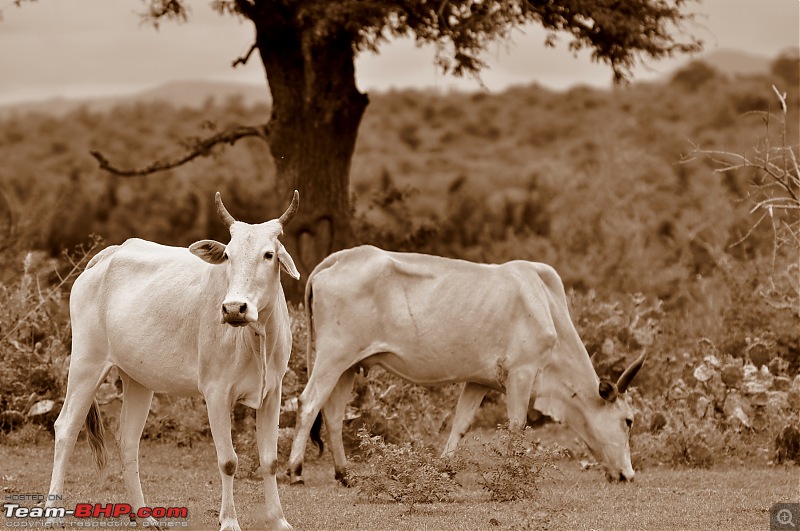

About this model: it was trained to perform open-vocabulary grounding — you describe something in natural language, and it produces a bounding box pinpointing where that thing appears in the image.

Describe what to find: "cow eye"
[625,418,633,429]
[264,251,274,260]
[223,252,229,261]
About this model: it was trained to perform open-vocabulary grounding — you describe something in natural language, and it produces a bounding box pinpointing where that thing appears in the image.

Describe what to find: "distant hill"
[0,47,791,118]
[0,80,269,118]
[700,49,772,76]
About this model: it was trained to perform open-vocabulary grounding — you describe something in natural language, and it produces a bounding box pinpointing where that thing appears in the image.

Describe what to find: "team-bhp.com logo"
[4,496,189,528]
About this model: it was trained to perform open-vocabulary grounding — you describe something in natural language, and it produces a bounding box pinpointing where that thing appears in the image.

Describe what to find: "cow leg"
[46,358,112,518]
[441,383,488,457]
[322,368,356,486]
[287,361,347,484]
[255,383,292,531]
[205,394,240,531]
[115,372,159,527]
[504,369,536,430]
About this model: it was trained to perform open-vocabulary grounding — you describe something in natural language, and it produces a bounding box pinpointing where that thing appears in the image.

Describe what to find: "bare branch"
[91,124,269,177]
[232,42,258,68]
[687,87,800,261]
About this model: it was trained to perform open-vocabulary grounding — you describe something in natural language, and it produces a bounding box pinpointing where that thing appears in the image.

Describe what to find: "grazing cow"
[288,245,645,486]
[46,192,300,531]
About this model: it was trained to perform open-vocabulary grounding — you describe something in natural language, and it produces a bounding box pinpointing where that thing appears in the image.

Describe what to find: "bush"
[774,425,800,464]
[352,428,463,508]
[0,238,101,440]
[141,396,210,447]
[471,425,559,502]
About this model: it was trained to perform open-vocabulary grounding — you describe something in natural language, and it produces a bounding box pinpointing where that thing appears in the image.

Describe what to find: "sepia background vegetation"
[0,51,798,473]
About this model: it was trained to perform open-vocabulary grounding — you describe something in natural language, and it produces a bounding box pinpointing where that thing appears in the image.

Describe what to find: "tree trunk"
[253,9,368,301]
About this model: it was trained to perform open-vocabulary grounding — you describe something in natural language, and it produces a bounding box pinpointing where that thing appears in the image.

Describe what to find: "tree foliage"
[148,0,702,82]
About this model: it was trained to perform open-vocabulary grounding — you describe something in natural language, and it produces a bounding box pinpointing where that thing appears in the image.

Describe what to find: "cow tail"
[305,276,325,456]
[85,400,108,472]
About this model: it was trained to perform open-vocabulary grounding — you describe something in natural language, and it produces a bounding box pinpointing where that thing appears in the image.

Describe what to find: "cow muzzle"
[606,468,635,483]
[221,300,258,326]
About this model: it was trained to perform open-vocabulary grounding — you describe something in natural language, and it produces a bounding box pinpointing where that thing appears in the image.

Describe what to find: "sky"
[0,0,798,105]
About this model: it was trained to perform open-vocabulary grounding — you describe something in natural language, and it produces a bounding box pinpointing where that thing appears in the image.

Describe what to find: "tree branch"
[232,42,258,67]
[91,124,269,177]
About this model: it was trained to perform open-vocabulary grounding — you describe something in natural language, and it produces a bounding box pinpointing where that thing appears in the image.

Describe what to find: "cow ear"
[277,242,300,280]
[598,379,618,403]
[189,240,227,265]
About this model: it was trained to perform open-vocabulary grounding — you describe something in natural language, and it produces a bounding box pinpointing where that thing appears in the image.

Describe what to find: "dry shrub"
[141,396,210,447]
[471,425,560,502]
[353,428,463,508]
[774,425,800,464]
[0,238,101,439]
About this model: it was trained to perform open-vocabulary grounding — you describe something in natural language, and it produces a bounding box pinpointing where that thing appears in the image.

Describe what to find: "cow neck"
[532,336,600,436]
[246,286,283,404]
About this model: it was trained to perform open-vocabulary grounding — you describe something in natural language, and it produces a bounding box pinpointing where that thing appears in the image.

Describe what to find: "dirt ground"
[1,435,798,530]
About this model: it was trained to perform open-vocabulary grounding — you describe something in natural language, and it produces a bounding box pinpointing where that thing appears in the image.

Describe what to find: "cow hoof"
[289,477,305,486]
[219,517,242,531]
[335,470,352,487]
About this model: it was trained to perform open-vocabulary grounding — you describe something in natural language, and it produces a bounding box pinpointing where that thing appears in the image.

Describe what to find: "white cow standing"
[46,192,300,531]
[288,245,645,486]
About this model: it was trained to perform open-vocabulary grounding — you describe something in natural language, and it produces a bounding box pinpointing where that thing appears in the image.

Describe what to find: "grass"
[1,436,797,530]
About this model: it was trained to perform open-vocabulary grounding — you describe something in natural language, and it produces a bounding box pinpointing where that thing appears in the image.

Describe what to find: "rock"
[721,364,744,388]
[27,399,55,417]
[743,379,771,394]
[704,355,721,368]
[693,363,714,383]
[695,396,712,418]
[773,376,792,392]
[743,362,758,379]
[742,365,773,394]
[723,391,752,429]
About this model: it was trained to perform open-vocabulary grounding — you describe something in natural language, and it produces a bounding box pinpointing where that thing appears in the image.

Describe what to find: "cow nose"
[221,301,248,324]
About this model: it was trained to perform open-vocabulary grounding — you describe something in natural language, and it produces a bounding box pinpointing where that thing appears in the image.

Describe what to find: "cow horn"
[278,190,299,226]
[616,351,647,394]
[215,192,236,228]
